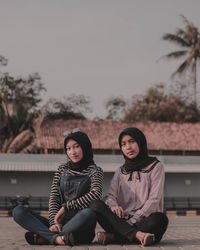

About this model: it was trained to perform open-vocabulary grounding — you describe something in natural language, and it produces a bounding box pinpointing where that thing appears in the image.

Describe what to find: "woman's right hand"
[54,206,65,232]
[49,224,61,232]
[110,205,124,218]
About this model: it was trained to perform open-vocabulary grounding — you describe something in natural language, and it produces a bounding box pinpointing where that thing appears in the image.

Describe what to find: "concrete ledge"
[186,210,197,216]
[166,210,177,216]
[0,210,9,216]
[166,210,200,216]
[40,211,48,217]
[1,209,200,217]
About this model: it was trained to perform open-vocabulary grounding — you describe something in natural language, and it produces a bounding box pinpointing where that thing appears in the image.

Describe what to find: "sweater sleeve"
[133,162,165,221]
[48,166,63,226]
[63,166,103,211]
[105,167,121,207]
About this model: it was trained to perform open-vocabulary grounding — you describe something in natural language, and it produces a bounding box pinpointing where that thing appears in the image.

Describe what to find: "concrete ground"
[1,215,200,250]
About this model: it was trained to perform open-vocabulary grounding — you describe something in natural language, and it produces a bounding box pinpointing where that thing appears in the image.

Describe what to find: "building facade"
[1,153,200,212]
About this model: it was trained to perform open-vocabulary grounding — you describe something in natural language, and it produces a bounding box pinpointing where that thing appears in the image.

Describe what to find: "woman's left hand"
[110,205,124,218]
[54,206,65,232]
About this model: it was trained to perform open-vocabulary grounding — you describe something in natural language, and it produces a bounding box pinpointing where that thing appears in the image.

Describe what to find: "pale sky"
[1,0,200,118]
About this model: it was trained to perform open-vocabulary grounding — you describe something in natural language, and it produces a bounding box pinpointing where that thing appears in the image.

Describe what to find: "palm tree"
[0,95,41,153]
[0,62,46,153]
[161,15,200,105]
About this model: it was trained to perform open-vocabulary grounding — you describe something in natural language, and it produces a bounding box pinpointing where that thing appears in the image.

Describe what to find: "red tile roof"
[36,119,200,151]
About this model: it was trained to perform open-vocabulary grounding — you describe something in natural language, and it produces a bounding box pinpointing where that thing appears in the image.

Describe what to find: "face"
[66,139,83,163]
[121,134,140,159]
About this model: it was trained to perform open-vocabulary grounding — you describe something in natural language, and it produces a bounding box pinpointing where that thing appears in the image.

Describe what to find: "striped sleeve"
[64,166,103,211]
[48,165,63,226]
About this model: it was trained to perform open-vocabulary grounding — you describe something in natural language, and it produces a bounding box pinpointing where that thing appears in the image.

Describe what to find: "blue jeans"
[12,205,96,245]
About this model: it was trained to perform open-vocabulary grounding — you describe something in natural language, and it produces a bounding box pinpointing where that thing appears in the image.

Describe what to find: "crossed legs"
[90,200,168,245]
[13,205,96,245]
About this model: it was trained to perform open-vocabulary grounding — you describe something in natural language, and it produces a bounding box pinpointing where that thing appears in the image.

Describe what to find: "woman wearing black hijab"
[90,127,168,246]
[13,129,103,246]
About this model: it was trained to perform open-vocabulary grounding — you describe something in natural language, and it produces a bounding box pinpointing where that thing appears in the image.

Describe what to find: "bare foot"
[136,231,155,246]
[54,236,65,245]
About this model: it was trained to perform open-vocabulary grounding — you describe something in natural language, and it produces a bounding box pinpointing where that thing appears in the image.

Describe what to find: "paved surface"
[1,216,200,249]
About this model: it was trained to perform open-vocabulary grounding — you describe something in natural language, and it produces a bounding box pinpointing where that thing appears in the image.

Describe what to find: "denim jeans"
[13,205,96,245]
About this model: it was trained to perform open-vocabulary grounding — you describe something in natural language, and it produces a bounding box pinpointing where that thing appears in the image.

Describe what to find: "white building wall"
[1,154,200,199]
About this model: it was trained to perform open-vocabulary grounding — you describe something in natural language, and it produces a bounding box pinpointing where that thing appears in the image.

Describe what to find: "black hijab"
[118,127,158,180]
[64,130,94,171]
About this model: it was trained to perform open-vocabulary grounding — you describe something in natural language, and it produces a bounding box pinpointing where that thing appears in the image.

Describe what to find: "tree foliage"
[42,94,92,120]
[0,55,8,66]
[0,73,45,112]
[105,97,126,120]
[161,15,200,105]
[124,84,200,123]
[0,56,93,152]
[0,57,46,153]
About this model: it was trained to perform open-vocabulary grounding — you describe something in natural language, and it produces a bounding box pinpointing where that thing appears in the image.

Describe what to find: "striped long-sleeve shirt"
[48,164,103,226]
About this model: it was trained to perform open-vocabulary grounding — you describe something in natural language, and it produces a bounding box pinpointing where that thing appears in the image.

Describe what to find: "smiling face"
[66,139,84,163]
[120,134,140,159]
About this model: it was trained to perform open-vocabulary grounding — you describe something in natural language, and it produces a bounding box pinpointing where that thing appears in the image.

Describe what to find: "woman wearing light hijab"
[13,129,103,246]
[90,127,168,246]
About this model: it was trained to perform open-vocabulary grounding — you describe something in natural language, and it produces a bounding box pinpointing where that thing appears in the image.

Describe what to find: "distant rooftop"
[36,119,200,154]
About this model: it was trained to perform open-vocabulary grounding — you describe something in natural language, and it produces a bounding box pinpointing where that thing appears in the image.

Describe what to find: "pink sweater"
[105,161,164,222]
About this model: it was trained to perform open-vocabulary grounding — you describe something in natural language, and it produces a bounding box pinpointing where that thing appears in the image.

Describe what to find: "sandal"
[97,231,115,245]
[62,233,75,246]
[25,232,49,245]
[141,233,155,246]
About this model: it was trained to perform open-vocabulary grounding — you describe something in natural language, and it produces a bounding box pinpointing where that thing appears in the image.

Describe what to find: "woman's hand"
[110,205,124,218]
[49,224,60,232]
[54,206,65,232]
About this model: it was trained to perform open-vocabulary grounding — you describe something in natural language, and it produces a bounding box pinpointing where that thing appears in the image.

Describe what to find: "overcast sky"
[1,0,200,118]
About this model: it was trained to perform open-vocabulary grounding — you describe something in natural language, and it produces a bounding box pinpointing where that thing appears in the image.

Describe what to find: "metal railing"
[1,196,200,215]
[0,196,49,214]
[164,197,200,211]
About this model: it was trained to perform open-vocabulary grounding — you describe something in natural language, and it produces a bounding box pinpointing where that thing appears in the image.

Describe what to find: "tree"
[105,97,126,120]
[42,94,92,120]
[161,15,200,105]
[0,60,46,153]
[0,55,8,67]
[124,83,200,123]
